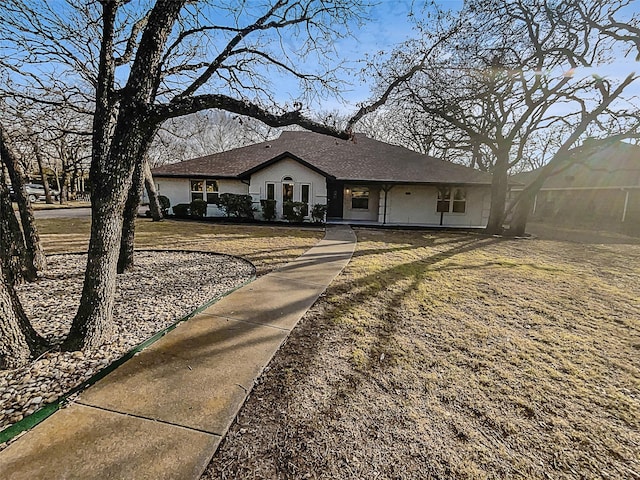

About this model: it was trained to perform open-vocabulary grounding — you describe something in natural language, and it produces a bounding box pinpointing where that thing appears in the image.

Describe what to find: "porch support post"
[382,184,393,224]
[622,189,630,223]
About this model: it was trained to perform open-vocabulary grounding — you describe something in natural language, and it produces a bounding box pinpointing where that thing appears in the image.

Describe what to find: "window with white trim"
[266,183,275,200]
[351,187,369,209]
[191,179,218,204]
[301,184,310,216]
[437,186,466,213]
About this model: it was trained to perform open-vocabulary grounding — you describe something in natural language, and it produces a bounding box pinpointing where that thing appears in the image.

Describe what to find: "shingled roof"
[512,141,640,189]
[152,131,493,185]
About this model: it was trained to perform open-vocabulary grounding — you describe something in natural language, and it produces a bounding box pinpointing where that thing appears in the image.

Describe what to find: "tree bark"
[62,118,155,350]
[118,158,145,273]
[0,124,46,278]
[485,150,510,235]
[144,159,163,221]
[0,240,48,368]
[62,1,185,351]
[62,193,125,351]
[506,194,533,236]
[59,170,69,204]
[0,181,27,284]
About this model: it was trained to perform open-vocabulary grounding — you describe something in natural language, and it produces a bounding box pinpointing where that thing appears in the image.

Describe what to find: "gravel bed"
[0,251,255,434]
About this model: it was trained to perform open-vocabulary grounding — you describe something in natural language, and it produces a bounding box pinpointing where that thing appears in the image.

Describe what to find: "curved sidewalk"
[0,225,356,480]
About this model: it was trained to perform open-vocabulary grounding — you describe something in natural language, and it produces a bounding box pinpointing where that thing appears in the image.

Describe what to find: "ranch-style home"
[151,131,494,227]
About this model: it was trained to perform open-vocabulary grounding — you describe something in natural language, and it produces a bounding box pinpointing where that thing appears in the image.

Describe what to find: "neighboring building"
[152,131,494,227]
[511,141,640,231]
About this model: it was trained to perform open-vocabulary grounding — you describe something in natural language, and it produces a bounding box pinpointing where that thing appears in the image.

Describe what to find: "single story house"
[511,141,640,231]
[151,131,494,227]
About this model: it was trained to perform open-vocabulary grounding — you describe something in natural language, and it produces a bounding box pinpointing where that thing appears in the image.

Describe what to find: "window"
[452,188,466,213]
[351,187,369,209]
[191,179,218,203]
[301,184,310,216]
[437,186,466,213]
[190,180,203,201]
[283,181,294,202]
[266,183,275,200]
[205,180,219,204]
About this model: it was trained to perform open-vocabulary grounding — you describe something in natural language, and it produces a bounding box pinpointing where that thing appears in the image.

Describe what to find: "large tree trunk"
[144,159,163,221]
[62,193,127,351]
[62,0,194,351]
[0,125,46,278]
[61,0,122,352]
[0,273,48,368]
[1,280,48,364]
[485,150,510,235]
[503,146,577,237]
[0,181,28,284]
[118,159,145,273]
[59,170,70,204]
[506,194,533,236]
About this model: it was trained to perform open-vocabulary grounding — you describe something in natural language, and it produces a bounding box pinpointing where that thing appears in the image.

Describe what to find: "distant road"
[33,207,92,219]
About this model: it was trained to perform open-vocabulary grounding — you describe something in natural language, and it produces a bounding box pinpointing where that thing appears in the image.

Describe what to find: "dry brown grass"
[206,229,640,480]
[36,217,323,275]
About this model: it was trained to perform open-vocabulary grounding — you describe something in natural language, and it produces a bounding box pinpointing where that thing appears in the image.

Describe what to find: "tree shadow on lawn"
[222,230,640,479]
[301,235,505,393]
[208,234,514,478]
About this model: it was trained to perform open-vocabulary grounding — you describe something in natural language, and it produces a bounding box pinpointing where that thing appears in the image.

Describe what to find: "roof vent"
[265,144,271,148]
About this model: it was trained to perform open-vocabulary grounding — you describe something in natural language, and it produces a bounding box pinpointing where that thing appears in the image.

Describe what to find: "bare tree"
[0,0,369,359]
[143,158,163,221]
[147,110,281,166]
[0,123,46,279]
[365,0,639,234]
[0,142,49,368]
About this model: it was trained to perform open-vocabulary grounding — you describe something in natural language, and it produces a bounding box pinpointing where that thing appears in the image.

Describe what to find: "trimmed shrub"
[311,203,327,223]
[190,199,208,217]
[215,193,254,218]
[172,203,190,218]
[158,195,171,215]
[283,201,307,222]
[260,199,277,221]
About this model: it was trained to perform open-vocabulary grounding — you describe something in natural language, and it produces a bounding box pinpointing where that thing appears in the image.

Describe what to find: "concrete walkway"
[0,226,356,480]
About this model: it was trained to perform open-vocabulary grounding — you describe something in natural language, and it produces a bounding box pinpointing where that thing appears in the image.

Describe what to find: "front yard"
[17,218,640,477]
[37,217,324,275]
[206,228,640,479]
[0,219,323,436]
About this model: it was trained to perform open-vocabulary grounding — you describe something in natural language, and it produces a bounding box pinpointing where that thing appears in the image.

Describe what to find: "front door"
[327,181,344,218]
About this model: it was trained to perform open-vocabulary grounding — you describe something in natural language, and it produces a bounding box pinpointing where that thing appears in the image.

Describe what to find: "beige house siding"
[248,157,327,219]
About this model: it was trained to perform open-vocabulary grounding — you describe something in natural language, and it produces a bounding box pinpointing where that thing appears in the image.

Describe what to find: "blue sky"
[271,0,640,113]
[12,0,640,116]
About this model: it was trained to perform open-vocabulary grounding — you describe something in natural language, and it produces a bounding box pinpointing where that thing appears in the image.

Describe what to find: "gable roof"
[512,141,640,190]
[152,131,493,185]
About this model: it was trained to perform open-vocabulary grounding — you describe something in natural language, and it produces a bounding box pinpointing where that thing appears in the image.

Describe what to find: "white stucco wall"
[157,174,491,226]
[155,177,248,216]
[382,185,491,227]
[342,184,381,221]
[248,157,328,219]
